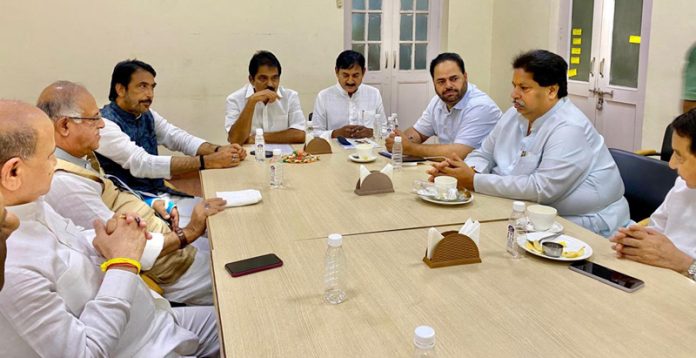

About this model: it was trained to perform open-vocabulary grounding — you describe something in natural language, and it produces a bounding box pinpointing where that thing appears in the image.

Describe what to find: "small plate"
[349,153,377,163]
[525,221,564,234]
[417,190,474,206]
[518,233,592,262]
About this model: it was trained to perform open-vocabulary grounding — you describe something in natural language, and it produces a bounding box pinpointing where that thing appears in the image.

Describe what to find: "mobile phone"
[378,151,426,162]
[249,150,274,158]
[569,260,644,293]
[225,253,283,277]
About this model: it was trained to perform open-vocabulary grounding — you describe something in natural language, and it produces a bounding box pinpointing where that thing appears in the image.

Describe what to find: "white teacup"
[433,176,457,200]
[355,143,373,160]
[527,205,557,231]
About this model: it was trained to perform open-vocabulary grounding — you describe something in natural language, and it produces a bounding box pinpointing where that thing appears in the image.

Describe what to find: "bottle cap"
[272,149,282,156]
[414,325,435,349]
[394,136,402,143]
[327,233,343,247]
[256,128,263,135]
[513,201,526,212]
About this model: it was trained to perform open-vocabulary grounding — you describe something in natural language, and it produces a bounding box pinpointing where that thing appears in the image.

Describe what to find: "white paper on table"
[265,144,294,154]
[359,165,371,185]
[426,227,444,259]
[458,218,481,248]
[215,190,263,207]
[380,163,393,181]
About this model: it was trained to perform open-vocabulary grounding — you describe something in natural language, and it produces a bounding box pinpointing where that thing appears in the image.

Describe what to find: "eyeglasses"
[64,115,103,125]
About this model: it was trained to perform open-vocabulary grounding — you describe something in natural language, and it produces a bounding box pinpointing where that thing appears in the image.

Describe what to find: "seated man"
[225,50,306,144]
[683,43,696,113]
[429,50,629,237]
[385,52,501,159]
[39,81,224,305]
[610,109,696,278]
[0,192,19,291]
[0,100,218,357]
[97,59,245,227]
[312,50,386,139]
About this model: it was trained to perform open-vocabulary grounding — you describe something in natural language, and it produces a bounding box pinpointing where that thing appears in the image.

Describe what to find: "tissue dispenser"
[304,137,332,154]
[354,171,394,196]
[423,230,482,268]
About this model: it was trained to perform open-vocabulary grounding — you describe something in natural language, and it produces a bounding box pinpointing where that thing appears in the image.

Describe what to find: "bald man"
[39,80,224,305]
[0,192,19,291]
[0,100,219,357]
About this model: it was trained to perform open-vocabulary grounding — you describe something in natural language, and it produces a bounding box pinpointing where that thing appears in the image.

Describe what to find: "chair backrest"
[660,124,674,162]
[609,148,678,222]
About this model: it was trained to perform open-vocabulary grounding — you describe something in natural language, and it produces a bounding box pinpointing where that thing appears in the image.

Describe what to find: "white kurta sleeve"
[47,172,116,229]
[286,92,306,131]
[464,121,499,173]
[98,118,173,179]
[151,110,206,156]
[473,125,591,203]
[649,178,678,231]
[311,92,333,139]
[224,92,243,133]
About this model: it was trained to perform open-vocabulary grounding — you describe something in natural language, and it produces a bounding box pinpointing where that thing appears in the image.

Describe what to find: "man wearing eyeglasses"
[96,59,245,234]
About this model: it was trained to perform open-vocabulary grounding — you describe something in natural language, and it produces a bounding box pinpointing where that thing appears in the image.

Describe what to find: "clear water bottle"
[392,136,403,170]
[373,113,383,140]
[255,128,265,162]
[413,325,436,357]
[506,201,527,259]
[386,114,395,133]
[269,149,283,188]
[305,119,315,145]
[324,233,346,304]
[392,113,399,130]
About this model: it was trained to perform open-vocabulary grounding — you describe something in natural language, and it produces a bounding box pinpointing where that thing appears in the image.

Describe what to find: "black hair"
[248,50,282,78]
[335,50,365,71]
[671,108,696,155]
[429,52,465,78]
[512,49,568,98]
[108,59,156,101]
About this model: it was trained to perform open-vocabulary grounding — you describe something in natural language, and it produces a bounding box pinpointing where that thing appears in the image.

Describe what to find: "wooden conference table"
[200,141,696,357]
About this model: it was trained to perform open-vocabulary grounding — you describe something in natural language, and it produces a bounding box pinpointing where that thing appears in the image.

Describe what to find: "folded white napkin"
[458,218,481,248]
[215,190,262,207]
[426,227,444,259]
[359,163,394,185]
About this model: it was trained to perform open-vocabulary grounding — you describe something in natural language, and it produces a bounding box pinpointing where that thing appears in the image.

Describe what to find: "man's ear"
[115,83,126,98]
[54,117,70,137]
[0,158,22,192]
[548,84,559,99]
[248,75,254,84]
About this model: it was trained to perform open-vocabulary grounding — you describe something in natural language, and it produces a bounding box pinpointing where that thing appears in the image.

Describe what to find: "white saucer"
[525,221,564,234]
[417,191,474,206]
[518,233,592,261]
[349,153,377,163]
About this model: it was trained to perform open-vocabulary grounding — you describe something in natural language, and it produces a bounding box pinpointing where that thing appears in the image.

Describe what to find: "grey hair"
[36,80,86,119]
[0,120,38,165]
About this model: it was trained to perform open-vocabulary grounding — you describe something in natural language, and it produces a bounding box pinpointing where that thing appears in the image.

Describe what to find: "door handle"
[588,88,614,97]
[599,58,605,78]
[384,52,388,69]
[589,57,595,77]
[393,50,396,69]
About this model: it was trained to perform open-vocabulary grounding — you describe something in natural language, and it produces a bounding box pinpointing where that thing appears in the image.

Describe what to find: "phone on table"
[225,253,283,277]
[568,260,644,293]
[249,150,274,158]
[378,150,426,163]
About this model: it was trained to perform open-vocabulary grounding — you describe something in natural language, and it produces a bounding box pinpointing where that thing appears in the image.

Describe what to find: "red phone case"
[225,254,283,277]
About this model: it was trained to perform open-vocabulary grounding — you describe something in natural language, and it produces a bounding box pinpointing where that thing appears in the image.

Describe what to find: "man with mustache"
[226,50,306,144]
[429,50,629,237]
[312,50,386,139]
[96,59,245,234]
[385,52,501,159]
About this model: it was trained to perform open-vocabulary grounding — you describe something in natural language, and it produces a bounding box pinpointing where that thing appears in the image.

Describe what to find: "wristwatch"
[687,260,696,281]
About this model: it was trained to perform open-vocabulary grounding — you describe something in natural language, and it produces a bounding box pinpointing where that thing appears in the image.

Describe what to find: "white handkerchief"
[380,163,393,180]
[458,218,480,247]
[426,227,444,259]
[359,165,371,185]
[216,190,263,207]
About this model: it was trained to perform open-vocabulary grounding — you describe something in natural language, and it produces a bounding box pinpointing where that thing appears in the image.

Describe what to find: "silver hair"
[0,100,38,164]
[36,80,86,119]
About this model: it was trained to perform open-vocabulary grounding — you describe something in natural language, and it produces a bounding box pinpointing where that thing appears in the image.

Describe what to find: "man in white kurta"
[610,109,696,278]
[312,50,386,139]
[0,100,219,357]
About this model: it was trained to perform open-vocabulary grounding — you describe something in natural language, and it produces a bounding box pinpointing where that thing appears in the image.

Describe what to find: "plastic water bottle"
[506,201,526,259]
[305,119,315,145]
[269,149,283,188]
[255,128,265,162]
[413,326,436,357]
[392,113,399,130]
[323,233,346,304]
[392,136,403,170]
[373,113,383,140]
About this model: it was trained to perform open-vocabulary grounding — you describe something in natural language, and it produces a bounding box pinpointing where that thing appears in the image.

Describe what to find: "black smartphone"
[225,253,283,277]
[569,260,644,292]
[249,150,274,158]
[378,151,426,162]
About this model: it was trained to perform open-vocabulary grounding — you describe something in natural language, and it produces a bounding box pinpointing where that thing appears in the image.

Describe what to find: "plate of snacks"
[282,150,320,164]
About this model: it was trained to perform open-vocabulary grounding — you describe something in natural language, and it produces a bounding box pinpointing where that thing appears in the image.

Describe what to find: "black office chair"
[635,125,673,162]
[609,148,678,222]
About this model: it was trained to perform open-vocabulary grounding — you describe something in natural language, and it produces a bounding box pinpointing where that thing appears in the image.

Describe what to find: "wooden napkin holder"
[423,230,481,268]
[354,171,394,196]
[304,137,332,154]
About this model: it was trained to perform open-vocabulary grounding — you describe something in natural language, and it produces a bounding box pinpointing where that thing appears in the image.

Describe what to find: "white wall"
[0,0,344,146]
